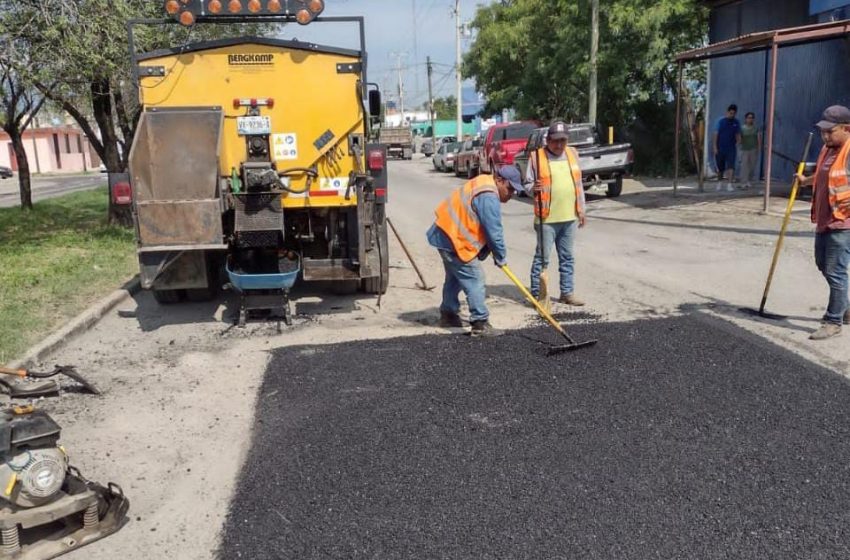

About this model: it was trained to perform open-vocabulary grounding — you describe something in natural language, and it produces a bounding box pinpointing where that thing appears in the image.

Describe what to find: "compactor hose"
[277,167,317,194]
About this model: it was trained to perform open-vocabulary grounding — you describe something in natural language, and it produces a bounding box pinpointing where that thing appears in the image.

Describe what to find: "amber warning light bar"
[165,0,325,26]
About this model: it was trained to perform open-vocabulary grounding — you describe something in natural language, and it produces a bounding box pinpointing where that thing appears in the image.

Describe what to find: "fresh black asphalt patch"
[220,314,850,559]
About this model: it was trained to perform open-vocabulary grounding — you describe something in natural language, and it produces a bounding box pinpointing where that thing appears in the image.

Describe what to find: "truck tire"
[152,289,181,304]
[467,164,479,179]
[361,219,390,295]
[607,176,623,198]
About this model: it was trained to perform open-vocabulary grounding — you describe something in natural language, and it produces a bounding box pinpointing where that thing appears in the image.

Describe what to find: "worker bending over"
[427,166,522,336]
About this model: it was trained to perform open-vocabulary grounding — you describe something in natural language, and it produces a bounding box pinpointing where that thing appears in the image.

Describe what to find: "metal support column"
[764,39,779,213]
[673,62,683,196]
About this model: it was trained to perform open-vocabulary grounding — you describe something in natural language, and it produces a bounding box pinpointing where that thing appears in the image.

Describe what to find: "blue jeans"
[530,220,577,297]
[814,230,850,325]
[438,250,489,322]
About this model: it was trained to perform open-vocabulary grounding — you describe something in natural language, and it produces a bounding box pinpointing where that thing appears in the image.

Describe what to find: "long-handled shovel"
[501,264,597,354]
[740,132,814,320]
[533,152,552,313]
[387,217,435,291]
[535,192,552,314]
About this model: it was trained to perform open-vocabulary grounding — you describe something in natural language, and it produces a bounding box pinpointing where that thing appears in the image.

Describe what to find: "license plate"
[237,116,271,136]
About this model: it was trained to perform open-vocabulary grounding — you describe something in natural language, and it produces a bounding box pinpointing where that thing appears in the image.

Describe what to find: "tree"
[0,57,49,209]
[463,0,708,171]
[432,96,458,120]
[0,0,267,222]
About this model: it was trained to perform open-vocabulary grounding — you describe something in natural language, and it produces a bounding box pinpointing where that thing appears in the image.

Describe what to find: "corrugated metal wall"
[707,0,850,179]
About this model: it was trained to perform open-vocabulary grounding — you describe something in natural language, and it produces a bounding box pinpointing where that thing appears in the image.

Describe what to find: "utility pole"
[589,0,599,125]
[427,56,435,140]
[412,0,420,105]
[389,52,408,122]
[455,0,462,140]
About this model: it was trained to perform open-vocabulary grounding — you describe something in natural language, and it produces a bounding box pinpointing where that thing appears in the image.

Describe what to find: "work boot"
[810,323,842,340]
[844,309,850,325]
[439,311,464,328]
[470,320,503,337]
[558,293,585,306]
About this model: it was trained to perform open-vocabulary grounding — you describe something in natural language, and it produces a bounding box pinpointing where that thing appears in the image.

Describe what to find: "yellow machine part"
[137,41,365,208]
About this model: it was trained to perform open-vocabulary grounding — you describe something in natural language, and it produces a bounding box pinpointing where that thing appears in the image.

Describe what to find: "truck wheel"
[361,220,390,295]
[152,289,181,304]
[607,177,623,198]
[467,165,477,179]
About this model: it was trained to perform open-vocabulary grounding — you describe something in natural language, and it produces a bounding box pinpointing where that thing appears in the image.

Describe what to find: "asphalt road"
[220,314,850,559]
[43,157,850,559]
[0,173,105,207]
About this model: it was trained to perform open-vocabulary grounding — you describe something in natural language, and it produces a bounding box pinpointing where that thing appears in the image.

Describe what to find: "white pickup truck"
[514,124,634,197]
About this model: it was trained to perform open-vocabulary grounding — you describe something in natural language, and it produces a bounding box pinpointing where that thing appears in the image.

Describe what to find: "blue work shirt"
[715,117,741,152]
[427,191,507,265]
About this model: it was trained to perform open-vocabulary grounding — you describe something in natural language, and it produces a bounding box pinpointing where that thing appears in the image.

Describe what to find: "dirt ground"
[8,157,848,559]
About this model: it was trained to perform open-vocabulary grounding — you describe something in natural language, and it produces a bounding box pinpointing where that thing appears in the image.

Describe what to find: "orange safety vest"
[533,147,583,220]
[434,175,499,263]
[812,139,850,223]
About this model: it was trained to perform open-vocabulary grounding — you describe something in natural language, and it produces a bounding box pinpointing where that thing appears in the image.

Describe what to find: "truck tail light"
[112,182,133,205]
[368,149,385,171]
[233,98,274,109]
[626,149,634,164]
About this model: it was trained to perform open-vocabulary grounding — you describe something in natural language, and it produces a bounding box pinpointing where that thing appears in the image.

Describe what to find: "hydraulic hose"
[276,167,318,194]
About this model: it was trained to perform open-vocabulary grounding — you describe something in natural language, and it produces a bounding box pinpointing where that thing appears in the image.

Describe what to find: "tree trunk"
[9,130,32,210]
[91,79,121,172]
[90,79,133,226]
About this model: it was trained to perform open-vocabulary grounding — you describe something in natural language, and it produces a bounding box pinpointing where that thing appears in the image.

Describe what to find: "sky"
[274,0,492,110]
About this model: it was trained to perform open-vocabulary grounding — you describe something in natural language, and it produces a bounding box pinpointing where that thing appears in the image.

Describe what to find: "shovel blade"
[738,307,788,321]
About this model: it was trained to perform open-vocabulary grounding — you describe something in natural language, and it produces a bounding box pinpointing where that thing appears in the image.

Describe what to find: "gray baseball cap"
[495,165,523,192]
[547,120,569,141]
[816,105,850,130]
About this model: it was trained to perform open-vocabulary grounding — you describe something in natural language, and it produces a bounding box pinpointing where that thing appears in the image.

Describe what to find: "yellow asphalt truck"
[126,0,387,324]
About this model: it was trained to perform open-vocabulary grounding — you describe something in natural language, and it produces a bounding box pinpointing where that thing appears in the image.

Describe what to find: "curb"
[9,276,142,369]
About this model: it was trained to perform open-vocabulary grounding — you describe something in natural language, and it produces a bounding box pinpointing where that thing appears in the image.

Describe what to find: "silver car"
[432,142,461,173]
[0,166,12,179]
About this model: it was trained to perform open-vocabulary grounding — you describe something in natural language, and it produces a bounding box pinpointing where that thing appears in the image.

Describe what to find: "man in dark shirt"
[713,104,741,192]
[796,105,850,340]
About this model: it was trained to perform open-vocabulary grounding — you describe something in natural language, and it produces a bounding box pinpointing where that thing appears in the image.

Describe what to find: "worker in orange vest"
[796,105,850,340]
[525,120,587,305]
[427,165,522,336]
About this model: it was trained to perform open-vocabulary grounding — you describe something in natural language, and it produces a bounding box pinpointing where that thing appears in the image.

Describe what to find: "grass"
[0,188,136,364]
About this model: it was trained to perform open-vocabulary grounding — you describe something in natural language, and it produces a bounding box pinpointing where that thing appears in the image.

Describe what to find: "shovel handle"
[0,366,26,377]
[500,265,570,339]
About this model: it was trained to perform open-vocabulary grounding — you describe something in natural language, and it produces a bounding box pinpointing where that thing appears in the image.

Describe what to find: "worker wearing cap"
[796,105,850,340]
[525,120,587,305]
[427,165,522,336]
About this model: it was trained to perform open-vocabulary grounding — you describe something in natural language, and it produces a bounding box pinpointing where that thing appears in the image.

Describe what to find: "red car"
[479,121,540,174]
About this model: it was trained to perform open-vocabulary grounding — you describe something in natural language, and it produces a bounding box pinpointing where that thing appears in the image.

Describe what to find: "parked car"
[514,124,634,198]
[0,166,12,179]
[479,121,540,175]
[432,142,461,172]
[422,135,458,158]
[454,137,484,179]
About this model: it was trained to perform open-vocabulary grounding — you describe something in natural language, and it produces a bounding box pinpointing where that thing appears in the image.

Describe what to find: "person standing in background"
[713,104,742,192]
[739,112,762,189]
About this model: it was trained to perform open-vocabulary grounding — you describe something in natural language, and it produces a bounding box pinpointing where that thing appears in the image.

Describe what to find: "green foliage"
[463,0,708,172]
[0,188,136,363]
[433,96,458,120]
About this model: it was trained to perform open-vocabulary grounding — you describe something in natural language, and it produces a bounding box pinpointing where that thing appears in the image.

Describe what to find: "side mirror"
[368,90,382,118]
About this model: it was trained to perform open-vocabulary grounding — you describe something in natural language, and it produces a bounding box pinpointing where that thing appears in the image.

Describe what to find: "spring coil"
[83,503,99,529]
[0,526,20,554]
